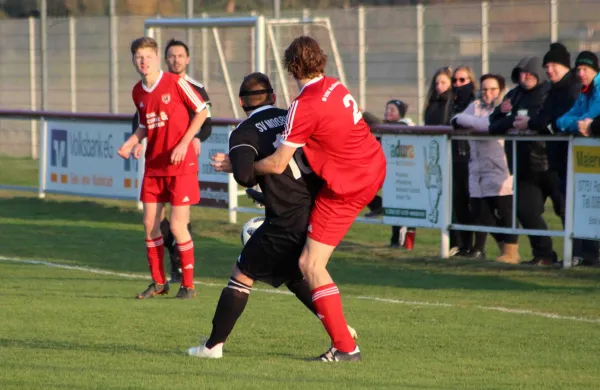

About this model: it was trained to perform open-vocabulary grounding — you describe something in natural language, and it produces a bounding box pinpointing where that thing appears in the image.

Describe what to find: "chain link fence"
[1,0,599,156]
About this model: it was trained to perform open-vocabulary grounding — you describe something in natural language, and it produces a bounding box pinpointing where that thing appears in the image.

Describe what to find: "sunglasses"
[452,77,468,84]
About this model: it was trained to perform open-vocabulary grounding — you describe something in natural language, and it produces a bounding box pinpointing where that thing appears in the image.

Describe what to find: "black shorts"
[237,223,306,288]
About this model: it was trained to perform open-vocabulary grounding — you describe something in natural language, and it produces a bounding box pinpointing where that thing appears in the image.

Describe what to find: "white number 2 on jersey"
[273,134,313,180]
[343,94,362,125]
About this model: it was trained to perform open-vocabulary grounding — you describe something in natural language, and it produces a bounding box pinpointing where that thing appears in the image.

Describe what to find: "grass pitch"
[0,156,599,389]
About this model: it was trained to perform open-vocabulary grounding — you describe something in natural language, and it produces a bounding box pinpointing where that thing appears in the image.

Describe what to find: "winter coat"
[453,99,512,198]
[528,71,580,179]
[557,72,600,133]
[489,57,551,179]
[424,89,452,126]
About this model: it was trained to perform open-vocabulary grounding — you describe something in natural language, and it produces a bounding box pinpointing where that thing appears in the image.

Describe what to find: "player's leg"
[168,173,200,298]
[188,265,254,359]
[299,179,383,361]
[138,200,169,299]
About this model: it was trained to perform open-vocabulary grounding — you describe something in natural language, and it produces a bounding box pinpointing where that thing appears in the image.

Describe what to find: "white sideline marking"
[1,256,599,324]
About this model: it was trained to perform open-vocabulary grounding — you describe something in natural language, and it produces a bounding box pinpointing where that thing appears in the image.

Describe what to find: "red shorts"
[140,173,200,206]
[308,172,385,246]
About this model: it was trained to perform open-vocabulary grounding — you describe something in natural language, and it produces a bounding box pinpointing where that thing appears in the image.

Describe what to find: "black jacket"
[424,89,452,126]
[589,115,600,136]
[528,71,580,178]
[489,57,551,179]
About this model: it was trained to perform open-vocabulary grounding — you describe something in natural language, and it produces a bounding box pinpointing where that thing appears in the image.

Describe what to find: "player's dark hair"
[238,72,275,112]
[164,39,190,58]
[130,37,158,55]
[283,36,327,80]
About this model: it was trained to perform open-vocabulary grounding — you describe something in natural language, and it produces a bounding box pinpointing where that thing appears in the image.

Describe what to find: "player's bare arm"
[254,143,297,175]
[171,108,208,165]
[118,127,147,159]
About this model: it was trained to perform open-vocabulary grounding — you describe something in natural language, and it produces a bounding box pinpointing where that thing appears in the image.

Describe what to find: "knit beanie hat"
[575,51,599,72]
[543,42,571,69]
[386,99,408,118]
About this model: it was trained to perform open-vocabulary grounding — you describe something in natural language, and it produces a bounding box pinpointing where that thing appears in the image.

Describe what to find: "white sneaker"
[187,341,223,359]
[347,325,358,339]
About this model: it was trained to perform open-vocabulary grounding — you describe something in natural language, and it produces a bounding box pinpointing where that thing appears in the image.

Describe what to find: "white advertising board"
[381,134,447,228]
[44,120,140,199]
[572,137,600,240]
[197,125,231,208]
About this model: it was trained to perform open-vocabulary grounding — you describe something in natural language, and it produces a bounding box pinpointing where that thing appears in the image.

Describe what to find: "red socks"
[312,283,356,353]
[177,240,195,288]
[145,236,166,285]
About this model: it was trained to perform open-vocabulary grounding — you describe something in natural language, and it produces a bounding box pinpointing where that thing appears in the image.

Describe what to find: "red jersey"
[132,71,206,177]
[281,76,385,196]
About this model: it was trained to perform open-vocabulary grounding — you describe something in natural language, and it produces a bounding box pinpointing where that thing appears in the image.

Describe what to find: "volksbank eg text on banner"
[572,137,600,240]
[46,120,139,199]
[381,134,447,228]
[197,125,231,208]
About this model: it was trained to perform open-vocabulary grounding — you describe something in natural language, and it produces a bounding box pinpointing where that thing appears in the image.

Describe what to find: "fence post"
[255,15,267,73]
[228,172,238,224]
[186,0,195,77]
[40,0,48,112]
[302,8,310,36]
[38,119,48,199]
[69,15,77,112]
[108,0,118,113]
[29,16,38,160]
[358,6,367,110]
[202,12,209,88]
[563,136,574,268]
[550,0,559,43]
[440,135,452,258]
[481,1,489,75]
[416,4,425,126]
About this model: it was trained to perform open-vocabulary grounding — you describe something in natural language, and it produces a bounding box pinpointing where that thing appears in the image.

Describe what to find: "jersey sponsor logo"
[146,111,169,130]
[255,115,287,132]
[321,81,341,102]
[50,129,68,167]
[161,93,171,104]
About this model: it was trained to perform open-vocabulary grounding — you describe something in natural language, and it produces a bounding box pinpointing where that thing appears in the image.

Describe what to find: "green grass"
[1,155,599,388]
[0,189,599,389]
[0,155,38,187]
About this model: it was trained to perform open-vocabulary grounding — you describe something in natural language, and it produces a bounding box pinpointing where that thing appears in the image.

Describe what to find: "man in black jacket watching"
[489,56,560,265]
[513,43,597,266]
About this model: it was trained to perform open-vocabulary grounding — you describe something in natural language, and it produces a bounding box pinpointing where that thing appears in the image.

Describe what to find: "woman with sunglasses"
[452,74,517,262]
[448,66,478,256]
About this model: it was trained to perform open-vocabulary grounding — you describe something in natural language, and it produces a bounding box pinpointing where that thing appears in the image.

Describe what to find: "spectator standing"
[489,57,559,265]
[452,74,518,262]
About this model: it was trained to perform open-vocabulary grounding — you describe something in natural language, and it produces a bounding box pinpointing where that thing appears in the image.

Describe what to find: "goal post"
[143,15,347,110]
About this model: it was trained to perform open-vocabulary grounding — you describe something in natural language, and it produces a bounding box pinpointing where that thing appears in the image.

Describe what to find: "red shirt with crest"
[132,71,206,177]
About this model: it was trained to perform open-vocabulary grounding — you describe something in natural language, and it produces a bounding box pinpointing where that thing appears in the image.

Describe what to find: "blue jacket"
[557,73,600,133]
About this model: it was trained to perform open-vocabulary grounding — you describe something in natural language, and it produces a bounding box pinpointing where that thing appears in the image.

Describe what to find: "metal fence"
[1,0,600,156]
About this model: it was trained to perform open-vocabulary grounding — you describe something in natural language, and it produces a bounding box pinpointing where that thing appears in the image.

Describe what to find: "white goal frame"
[144,15,347,113]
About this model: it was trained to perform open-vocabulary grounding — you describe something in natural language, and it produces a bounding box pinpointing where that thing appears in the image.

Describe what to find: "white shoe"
[347,325,358,339]
[187,341,223,359]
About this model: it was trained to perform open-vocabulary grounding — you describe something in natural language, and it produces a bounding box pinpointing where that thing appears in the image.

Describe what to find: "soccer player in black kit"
[186,72,356,359]
[131,39,212,284]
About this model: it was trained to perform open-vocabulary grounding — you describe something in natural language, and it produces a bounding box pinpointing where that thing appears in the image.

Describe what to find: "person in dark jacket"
[489,56,559,265]
[515,43,598,265]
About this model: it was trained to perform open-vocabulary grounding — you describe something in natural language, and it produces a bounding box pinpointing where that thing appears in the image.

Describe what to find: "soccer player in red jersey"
[117,37,208,299]
[254,37,387,361]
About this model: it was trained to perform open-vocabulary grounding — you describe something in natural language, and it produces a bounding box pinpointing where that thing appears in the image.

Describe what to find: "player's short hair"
[165,39,190,58]
[283,36,327,80]
[238,72,275,112]
[130,37,158,55]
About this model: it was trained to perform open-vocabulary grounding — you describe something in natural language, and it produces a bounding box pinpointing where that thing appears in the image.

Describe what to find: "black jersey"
[131,75,212,141]
[229,105,323,233]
